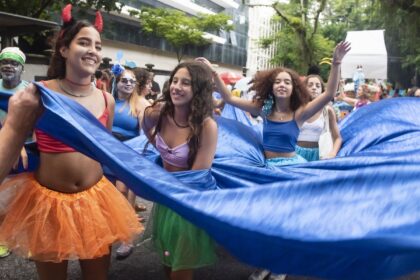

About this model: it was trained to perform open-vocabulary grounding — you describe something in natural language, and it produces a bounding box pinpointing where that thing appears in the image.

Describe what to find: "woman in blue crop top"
[112,67,152,141]
[112,68,142,140]
[216,41,350,167]
[142,61,218,280]
[111,67,152,258]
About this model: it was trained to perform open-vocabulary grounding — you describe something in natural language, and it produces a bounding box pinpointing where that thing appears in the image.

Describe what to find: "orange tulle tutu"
[0,173,143,262]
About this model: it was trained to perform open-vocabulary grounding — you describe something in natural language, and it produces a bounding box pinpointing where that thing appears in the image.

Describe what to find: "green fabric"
[0,53,24,65]
[0,245,10,258]
[152,204,217,271]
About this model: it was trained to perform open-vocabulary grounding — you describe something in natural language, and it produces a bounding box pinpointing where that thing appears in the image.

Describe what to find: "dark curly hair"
[47,20,96,79]
[148,61,214,168]
[252,67,311,112]
[135,68,152,96]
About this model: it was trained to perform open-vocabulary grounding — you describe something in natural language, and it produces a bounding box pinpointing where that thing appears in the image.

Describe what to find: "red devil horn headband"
[61,4,72,23]
[60,4,103,33]
[94,10,103,33]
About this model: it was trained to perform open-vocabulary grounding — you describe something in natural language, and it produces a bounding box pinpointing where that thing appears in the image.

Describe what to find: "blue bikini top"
[262,115,300,153]
[112,99,139,140]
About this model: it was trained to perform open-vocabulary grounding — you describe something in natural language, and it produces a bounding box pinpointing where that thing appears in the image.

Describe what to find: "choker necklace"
[58,80,92,98]
[65,78,91,87]
[173,117,189,128]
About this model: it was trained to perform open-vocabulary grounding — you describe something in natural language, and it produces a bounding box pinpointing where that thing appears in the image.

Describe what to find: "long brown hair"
[252,67,311,112]
[47,20,95,79]
[148,61,214,168]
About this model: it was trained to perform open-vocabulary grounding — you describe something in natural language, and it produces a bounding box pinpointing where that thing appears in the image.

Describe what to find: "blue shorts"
[266,154,307,168]
[295,146,320,162]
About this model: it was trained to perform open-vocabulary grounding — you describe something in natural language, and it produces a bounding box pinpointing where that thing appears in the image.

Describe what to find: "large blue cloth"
[1,84,420,279]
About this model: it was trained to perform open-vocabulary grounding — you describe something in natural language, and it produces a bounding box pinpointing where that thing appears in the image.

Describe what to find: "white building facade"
[99,0,248,85]
[246,0,280,76]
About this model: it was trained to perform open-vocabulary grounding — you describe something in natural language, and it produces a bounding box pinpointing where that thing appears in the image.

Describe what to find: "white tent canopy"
[341,30,387,79]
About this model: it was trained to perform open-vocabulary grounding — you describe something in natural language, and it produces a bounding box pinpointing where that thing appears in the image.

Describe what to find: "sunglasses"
[120,78,136,84]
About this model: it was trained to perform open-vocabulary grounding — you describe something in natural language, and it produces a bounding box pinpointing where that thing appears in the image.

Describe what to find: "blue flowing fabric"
[1,84,420,279]
[221,103,263,138]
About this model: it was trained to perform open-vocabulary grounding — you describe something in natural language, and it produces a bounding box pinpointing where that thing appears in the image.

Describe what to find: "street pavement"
[1,197,420,280]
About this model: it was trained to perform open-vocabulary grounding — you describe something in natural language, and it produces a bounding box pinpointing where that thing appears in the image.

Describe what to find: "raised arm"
[337,92,357,107]
[325,106,342,159]
[298,41,351,123]
[195,57,262,116]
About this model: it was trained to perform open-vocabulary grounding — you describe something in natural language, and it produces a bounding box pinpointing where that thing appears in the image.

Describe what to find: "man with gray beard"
[0,47,30,258]
[0,47,29,123]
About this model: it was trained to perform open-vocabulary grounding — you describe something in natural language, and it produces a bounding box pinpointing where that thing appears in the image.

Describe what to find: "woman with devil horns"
[0,5,142,280]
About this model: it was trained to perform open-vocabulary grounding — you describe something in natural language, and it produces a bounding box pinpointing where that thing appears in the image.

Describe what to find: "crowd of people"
[0,4,419,280]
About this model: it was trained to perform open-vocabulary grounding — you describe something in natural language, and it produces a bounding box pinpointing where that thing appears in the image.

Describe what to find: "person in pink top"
[142,60,218,280]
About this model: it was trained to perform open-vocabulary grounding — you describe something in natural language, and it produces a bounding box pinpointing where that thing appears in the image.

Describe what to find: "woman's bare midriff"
[297,141,319,148]
[264,150,296,159]
[162,162,188,172]
[35,152,103,193]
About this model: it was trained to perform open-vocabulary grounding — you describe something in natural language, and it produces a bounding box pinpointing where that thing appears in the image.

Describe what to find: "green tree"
[379,0,420,69]
[253,0,419,84]
[0,1,122,56]
[131,7,232,63]
[0,0,122,19]
[321,0,420,85]
[257,0,333,74]
[321,0,384,44]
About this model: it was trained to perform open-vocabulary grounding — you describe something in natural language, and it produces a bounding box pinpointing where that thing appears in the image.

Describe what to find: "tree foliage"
[1,1,123,57]
[259,0,333,74]
[0,0,122,19]
[255,0,419,83]
[379,0,420,69]
[131,7,232,62]
[321,0,420,84]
